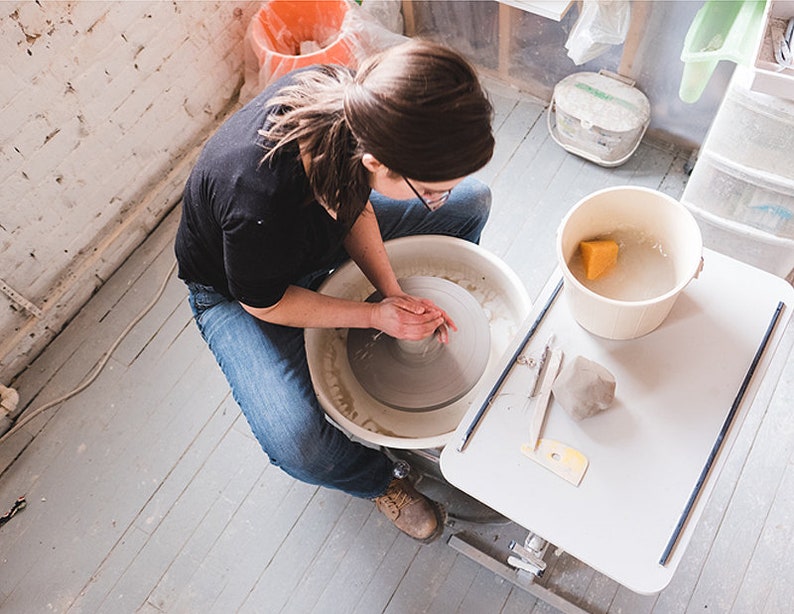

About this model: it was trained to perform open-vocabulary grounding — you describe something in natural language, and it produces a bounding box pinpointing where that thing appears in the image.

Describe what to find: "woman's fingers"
[376,295,457,343]
[418,298,457,332]
[373,297,443,340]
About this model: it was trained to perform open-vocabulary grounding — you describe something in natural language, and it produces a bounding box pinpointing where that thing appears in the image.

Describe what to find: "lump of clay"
[552,355,616,421]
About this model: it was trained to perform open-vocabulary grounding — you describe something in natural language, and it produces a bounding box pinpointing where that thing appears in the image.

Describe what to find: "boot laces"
[377,481,416,516]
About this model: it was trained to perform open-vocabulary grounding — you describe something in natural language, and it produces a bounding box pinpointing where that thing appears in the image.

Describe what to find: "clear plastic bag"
[241,0,406,102]
[359,0,404,35]
[565,0,631,65]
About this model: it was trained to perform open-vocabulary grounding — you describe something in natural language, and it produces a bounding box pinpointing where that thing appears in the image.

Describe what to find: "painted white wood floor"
[2,79,793,614]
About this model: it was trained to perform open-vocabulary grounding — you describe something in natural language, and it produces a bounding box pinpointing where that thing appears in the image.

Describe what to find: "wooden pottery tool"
[521,347,589,486]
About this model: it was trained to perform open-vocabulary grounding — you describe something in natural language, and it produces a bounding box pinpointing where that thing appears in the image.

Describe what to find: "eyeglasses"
[403,177,451,212]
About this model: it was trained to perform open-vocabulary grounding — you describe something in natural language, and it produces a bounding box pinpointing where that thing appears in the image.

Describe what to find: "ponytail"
[345,40,494,182]
[261,65,369,225]
[261,41,494,220]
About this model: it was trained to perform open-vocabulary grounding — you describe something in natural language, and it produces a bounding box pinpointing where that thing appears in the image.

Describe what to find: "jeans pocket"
[187,282,226,317]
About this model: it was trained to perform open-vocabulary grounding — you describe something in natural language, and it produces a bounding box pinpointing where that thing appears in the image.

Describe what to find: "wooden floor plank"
[760,467,794,614]
[0,239,185,474]
[0,370,136,613]
[734,462,794,613]
[381,537,459,613]
[147,427,266,612]
[102,421,260,612]
[111,274,186,368]
[8,209,180,409]
[501,585,542,614]
[482,113,569,259]
[607,587,657,614]
[303,510,401,613]
[484,78,522,134]
[686,357,794,612]
[219,479,317,610]
[450,565,509,613]
[424,554,480,613]
[191,464,309,612]
[478,97,546,189]
[352,536,421,614]
[60,354,235,610]
[542,552,597,612]
[580,572,620,614]
[224,486,352,613]
[280,496,375,613]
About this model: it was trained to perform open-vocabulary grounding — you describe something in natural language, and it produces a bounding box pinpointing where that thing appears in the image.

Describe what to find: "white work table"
[440,249,794,594]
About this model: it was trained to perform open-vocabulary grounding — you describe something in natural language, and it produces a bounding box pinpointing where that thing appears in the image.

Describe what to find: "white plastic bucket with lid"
[557,186,703,340]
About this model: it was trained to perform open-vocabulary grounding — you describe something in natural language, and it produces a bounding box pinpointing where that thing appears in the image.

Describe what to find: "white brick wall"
[0,0,260,382]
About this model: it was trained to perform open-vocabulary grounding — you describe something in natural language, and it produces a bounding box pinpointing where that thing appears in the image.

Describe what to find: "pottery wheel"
[347,276,491,412]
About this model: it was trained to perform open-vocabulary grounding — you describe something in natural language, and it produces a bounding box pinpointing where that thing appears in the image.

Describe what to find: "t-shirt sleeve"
[222,207,295,308]
[216,156,310,308]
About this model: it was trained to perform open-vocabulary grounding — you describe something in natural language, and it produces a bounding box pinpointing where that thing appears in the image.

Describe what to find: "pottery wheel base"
[347,277,490,412]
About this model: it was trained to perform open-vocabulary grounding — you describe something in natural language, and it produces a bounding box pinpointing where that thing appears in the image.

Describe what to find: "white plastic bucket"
[557,186,703,340]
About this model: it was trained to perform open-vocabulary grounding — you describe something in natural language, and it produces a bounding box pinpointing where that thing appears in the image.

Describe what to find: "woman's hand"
[370,294,457,343]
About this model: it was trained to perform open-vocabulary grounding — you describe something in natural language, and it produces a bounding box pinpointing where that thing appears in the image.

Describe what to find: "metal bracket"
[448,533,591,614]
[508,532,549,577]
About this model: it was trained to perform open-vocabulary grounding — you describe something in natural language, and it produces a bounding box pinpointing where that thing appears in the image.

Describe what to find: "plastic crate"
[682,199,794,279]
[705,74,794,180]
[684,151,794,239]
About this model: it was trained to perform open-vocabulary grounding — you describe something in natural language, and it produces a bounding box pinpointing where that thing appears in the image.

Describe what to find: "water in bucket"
[567,228,677,301]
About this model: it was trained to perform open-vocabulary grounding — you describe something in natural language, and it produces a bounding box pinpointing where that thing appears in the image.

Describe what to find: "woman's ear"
[361,153,386,174]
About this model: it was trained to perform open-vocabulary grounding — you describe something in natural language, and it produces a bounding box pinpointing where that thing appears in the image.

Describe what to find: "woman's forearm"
[242,285,447,340]
[241,202,448,338]
[343,202,403,297]
[241,285,375,329]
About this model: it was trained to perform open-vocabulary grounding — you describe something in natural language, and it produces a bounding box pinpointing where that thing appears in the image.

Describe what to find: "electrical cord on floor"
[0,259,178,445]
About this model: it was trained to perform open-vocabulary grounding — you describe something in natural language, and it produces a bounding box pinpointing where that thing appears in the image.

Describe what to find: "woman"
[175,40,494,543]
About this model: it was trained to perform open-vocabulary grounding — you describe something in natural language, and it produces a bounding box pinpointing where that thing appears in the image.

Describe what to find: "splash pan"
[305,235,531,450]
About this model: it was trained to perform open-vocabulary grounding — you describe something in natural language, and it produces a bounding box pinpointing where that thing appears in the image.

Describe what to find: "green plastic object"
[679,0,766,103]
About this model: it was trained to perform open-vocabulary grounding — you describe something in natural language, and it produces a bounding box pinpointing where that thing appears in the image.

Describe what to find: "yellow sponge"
[579,239,619,280]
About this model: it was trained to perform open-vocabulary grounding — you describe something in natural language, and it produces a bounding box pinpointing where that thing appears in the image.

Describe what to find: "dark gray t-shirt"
[175,70,364,308]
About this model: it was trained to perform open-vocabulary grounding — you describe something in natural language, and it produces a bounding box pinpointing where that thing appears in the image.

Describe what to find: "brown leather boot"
[373,477,445,543]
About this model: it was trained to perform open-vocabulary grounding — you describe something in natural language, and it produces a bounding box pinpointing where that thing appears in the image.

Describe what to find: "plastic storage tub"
[547,71,650,167]
[681,200,794,280]
[704,78,794,180]
[682,61,794,280]
[683,151,794,239]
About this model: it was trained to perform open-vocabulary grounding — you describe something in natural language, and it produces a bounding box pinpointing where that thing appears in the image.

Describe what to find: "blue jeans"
[186,178,491,499]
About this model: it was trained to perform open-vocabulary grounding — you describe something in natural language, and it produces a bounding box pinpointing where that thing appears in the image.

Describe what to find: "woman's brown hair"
[261,40,494,225]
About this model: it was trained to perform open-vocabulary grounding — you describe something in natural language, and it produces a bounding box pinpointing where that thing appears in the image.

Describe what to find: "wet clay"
[347,277,491,412]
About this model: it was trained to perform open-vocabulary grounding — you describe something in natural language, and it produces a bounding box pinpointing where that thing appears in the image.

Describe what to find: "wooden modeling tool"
[521,347,589,486]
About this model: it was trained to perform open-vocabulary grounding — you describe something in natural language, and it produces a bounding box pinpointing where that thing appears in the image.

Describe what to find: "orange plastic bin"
[248,0,357,85]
